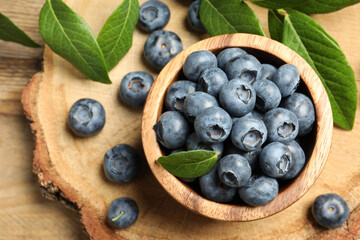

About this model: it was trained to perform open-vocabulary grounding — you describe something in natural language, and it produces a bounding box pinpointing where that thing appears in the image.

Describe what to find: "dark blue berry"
[119,71,154,107]
[223,142,261,171]
[183,50,217,81]
[164,80,196,112]
[312,193,350,228]
[187,0,206,32]
[183,91,218,122]
[259,142,292,178]
[257,64,277,81]
[186,132,224,157]
[107,197,139,229]
[197,67,228,98]
[272,64,300,97]
[225,55,261,84]
[144,30,183,69]
[68,98,105,137]
[217,48,247,70]
[139,0,170,32]
[217,154,251,188]
[281,140,306,180]
[253,79,281,112]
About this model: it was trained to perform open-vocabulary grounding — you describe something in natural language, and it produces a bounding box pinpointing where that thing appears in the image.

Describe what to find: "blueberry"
[312,193,350,228]
[107,197,139,229]
[153,111,189,149]
[68,98,105,137]
[239,174,279,206]
[183,91,219,122]
[251,108,264,120]
[257,64,277,81]
[183,50,217,81]
[164,80,196,112]
[259,142,292,178]
[232,111,253,124]
[272,64,300,97]
[103,144,140,183]
[194,106,232,143]
[231,116,267,152]
[119,71,154,107]
[186,132,224,157]
[219,78,256,117]
[139,0,170,32]
[281,93,315,136]
[281,140,306,180]
[169,148,185,154]
[144,30,183,69]
[223,142,261,171]
[217,154,251,188]
[197,67,228,98]
[217,47,247,70]
[199,163,237,203]
[263,107,299,143]
[187,0,206,32]
[225,55,261,84]
[253,79,281,112]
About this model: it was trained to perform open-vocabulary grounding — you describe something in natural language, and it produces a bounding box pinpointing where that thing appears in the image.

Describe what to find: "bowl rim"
[141,33,333,221]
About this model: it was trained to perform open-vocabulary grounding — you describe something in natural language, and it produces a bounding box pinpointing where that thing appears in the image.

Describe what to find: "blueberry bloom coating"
[312,193,350,228]
[223,142,261,171]
[253,79,282,112]
[68,98,105,137]
[144,30,183,69]
[259,142,293,178]
[239,175,279,206]
[194,106,232,143]
[119,71,154,107]
[183,50,218,81]
[183,91,219,122]
[272,64,300,97]
[219,78,256,117]
[186,132,224,157]
[257,64,277,81]
[197,67,228,98]
[217,47,247,70]
[199,163,237,203]
[153,111,189,149]
[218,154,252,188]
[164,80,196,112]
[281,140,306,180]
[251,109,264,120]
[231,116,267,152]
[103,144,140,183]
[225,55,261,84]
[263,107,299,143]
[281,93,315,136]
[187,0,206,32]
[107,197,139,229]
[139,0,170,32]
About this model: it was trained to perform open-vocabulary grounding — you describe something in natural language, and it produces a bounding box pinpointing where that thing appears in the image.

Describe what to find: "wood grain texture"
[0,0,359,239]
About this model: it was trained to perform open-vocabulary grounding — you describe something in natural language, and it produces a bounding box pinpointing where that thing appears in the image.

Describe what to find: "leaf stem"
[112,210,125,222]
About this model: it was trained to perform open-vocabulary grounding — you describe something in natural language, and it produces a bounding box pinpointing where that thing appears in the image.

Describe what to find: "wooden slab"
[21,0,360,239]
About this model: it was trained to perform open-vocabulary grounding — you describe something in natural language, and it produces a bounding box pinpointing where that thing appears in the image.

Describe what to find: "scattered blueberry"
[263,107,299,143]
[139,0,170,32]
[68,98,105,137]
[144,30,183,69]
[225,55,261,84]
[103,144,140,183]
[272,64,300,97]
[187,0,206,32]
[186,132,224,157]
[231,116,267,152]
[281,140,306,180]
[153,111,189,149]
[194,106,232,143]
[164,80,196,112]
[312,193,350,228]
[183,91,219,122]
[219,78,256,117]
[257,64,277,81]
[217,47,247,70]
[107,197,139,229]
[217,154,252,188]
[183,50,217,81]
[259,142,292,178]
[119,71,154,107]
[253,79,281,112]
[197,67,228,98]
[281,93,315,136]
[239,174,279,206]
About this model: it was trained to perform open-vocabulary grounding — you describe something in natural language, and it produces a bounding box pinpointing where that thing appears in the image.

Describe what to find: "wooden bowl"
[141,33,333,221]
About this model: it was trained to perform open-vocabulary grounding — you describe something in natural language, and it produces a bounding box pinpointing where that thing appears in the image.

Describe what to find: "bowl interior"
[142,33,333,221]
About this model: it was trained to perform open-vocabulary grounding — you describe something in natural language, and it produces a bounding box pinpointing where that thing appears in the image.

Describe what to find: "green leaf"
[251,0,310,10]
[0,13,40,48]
[97,0,139,71]
[199,0,266,37]
[39,0,111,84]
[295,0,360,14]
[157,150,220,178]
[282,10,357,130]
[268,10,284,42]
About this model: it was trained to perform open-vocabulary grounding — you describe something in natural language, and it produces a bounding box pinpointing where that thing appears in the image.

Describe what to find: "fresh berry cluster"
[154,48,317,206]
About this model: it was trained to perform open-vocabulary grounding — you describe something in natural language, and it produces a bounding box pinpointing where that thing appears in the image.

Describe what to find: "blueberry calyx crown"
[235,85,251,104]
[276,154,291,174]
[277,122,295,138]
[128,77,146,92]
[74,104,93,126]
[241,129,263,149]
[206,124,225,140]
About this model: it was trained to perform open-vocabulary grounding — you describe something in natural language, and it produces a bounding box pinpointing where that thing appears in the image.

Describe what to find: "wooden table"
[0,0,359,239]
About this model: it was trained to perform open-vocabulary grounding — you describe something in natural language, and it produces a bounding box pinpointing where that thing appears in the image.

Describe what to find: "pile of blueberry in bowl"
[142,34,333,221]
